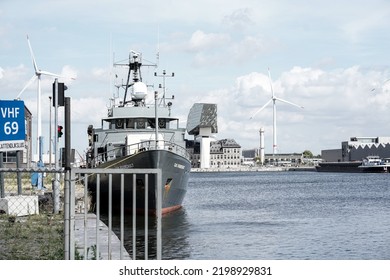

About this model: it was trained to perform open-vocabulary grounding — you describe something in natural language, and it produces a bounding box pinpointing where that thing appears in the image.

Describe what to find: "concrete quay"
[73,213,131,260]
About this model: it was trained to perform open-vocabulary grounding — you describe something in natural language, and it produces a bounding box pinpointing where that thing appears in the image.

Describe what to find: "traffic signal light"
[58,125,63,138]
[52,82,67,107]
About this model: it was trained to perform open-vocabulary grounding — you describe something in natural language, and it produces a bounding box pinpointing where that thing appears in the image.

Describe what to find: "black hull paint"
[315,161,363,173]
[316,161,390,173]
[87,149,191,214]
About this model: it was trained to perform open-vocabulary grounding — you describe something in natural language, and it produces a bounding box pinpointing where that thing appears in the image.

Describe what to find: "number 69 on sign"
[4,121,19,135]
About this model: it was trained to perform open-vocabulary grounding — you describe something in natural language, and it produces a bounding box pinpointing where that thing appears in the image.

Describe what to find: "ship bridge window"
[147,119,156,128]
[115,119,124,129]
[136,119,146,129]
[158,119,166,129]
[126,119,135,129]
[146,119,166,129]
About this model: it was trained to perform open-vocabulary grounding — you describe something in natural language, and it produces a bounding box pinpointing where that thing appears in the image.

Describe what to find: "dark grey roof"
[186,103,218,135]
[211,138,241,148]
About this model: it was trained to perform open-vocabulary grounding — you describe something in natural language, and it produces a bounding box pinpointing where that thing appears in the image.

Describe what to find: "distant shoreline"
[191,166,316,173]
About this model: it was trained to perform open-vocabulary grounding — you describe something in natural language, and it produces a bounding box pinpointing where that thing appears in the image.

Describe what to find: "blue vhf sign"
[0,100,26,151]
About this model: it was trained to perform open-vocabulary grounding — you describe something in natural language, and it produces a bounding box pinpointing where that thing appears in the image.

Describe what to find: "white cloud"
[190,66,390,154]
[71,97,107,124]
[60,65,78,81]
[187,30,231,52]
[167,31,274,68]
[2,0,390,157]
[222,8,254,30]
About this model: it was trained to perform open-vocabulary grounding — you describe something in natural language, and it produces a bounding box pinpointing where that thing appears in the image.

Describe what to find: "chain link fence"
[1,167,162,260]
[0,168,64,214]
[0,168,65,260]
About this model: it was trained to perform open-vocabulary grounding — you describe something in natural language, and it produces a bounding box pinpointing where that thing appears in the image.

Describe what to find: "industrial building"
[321,136,390,162]
[242,148,303,166]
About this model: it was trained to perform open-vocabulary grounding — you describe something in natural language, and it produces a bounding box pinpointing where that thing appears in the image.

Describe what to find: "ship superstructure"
[86,51,191,214]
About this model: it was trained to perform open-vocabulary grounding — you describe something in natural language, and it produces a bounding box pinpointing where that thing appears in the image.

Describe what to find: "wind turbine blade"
[275,97,304,109]
[267,67,275,98]
[26,35,39,74]
[16,75,37,99]
[250,99,273,119]
[39,70,63,78]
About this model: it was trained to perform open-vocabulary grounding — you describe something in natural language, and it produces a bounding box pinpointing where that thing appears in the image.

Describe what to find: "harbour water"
[112,171,390,260]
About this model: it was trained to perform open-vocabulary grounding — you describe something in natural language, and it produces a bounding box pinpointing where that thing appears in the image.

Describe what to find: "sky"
[1,0,390,160]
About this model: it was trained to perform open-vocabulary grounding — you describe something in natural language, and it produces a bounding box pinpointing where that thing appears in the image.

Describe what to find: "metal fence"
[0,167,162,260]
[0,167,64,260]
[66,168,162,260]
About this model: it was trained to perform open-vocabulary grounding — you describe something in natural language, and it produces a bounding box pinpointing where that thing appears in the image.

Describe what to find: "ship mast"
[122,51,142,106]
[113,50,158,107]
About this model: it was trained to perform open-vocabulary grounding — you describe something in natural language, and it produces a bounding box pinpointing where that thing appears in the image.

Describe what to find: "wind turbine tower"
[17,35,63,161]
[251,68,304,155]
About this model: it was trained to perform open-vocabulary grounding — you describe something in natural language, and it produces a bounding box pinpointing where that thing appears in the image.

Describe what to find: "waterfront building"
[322,136,390,162]
[242,148,303,166]
[186,103,218,168]
[186,138,241,168]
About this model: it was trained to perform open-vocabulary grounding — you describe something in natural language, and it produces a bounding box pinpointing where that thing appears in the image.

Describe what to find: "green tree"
[303,150,313,158]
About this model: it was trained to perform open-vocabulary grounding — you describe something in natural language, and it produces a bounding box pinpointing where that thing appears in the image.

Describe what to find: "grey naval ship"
[86,51,191,214]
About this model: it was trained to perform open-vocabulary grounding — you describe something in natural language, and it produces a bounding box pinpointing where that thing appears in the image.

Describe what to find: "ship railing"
[90,140,190,167]
[127,140,191,160]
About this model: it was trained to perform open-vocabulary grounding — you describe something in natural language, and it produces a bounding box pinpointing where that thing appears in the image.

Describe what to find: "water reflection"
[101,208,191,260]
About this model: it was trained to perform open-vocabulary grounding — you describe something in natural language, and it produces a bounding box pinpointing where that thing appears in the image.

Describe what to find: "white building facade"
[210,139,241,168]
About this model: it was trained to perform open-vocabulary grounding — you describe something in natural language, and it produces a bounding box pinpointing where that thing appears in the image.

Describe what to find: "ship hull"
[316,161,390,173]
[315,161,363,173]
[358,166,390,173]
[87,149,191,215]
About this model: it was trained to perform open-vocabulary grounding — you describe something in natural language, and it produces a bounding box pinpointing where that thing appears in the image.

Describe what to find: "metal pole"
[64,97,71,170]
[120,174,124,260]
[64,169,70,260]
[16,150,22,194]
[144,174,148,260]
[154,91,159,149]
[0,152,4,198]
[70,171,75,259]
[53,78,60,214]
[64,96,71,258]
[156,169,162,260]
[49,96,52,169]
[132,174,136,260]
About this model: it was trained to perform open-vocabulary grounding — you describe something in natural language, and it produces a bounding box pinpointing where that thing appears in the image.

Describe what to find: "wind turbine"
[250,68,304,155]
[16,35,63,160]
